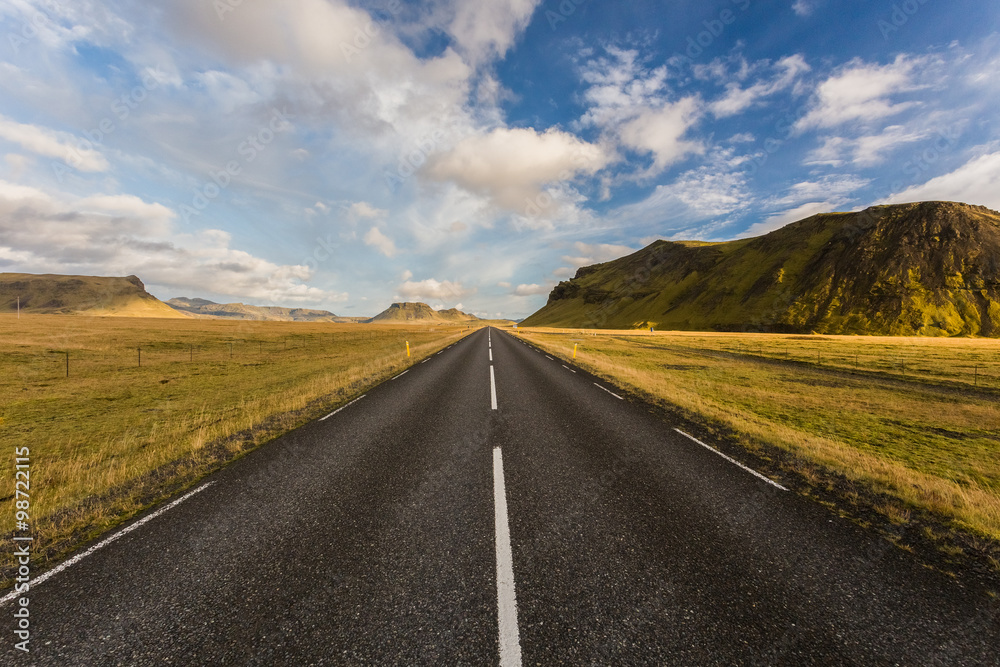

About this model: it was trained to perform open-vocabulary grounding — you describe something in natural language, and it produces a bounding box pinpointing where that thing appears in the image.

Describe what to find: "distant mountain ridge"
[365,302,516,326]
[0,273,186,318]
[365,302,480,323]
[524,201,1000,336]
[166,297,361,322]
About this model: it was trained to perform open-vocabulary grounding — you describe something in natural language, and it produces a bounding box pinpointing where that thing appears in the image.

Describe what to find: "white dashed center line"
[490,365,498,410]
[493,447,522,667]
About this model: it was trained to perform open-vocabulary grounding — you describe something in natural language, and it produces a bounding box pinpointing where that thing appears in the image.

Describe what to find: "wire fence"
[6,330,416,383]
[686,339,1000,391]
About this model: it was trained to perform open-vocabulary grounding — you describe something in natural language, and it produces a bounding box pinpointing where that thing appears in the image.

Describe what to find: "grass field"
[0,315,474,581]
[516,327,1000,568]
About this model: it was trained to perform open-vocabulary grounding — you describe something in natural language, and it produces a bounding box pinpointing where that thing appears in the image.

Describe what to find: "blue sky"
[0,0,998,318]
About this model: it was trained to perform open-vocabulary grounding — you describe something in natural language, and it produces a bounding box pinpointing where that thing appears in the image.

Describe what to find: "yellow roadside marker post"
[573,343,578,359]
[406,341,410,357]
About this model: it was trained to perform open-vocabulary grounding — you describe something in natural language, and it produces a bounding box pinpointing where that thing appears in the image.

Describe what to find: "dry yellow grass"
[0,315,474,580]
[515,327,1000,545]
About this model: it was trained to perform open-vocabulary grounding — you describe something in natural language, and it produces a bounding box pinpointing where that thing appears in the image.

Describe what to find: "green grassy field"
[516,327,1000,569]
[0,315,474,581]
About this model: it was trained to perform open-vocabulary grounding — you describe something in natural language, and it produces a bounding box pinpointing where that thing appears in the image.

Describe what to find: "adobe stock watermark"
[52,69,163,183]
[887,123,962,195]
[6,0,63,54]
[179,108,295,223]
[544,0,591,31]
[742,110,799,177]
[301,232,340,275]
[521,147,602,220]
[383,114,464,194]
[213,0,245,22]
[339,0,402,64]
[877,0,934,40]
[672,0,752,67]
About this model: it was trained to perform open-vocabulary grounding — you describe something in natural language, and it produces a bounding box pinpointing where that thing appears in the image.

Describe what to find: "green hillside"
[523,201,1000,336]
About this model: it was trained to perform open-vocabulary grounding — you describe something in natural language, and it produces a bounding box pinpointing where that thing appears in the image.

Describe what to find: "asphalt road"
[4,327,998,665]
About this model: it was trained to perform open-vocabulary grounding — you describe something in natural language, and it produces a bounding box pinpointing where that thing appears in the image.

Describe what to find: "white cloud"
[709,55,810,118]
[447,0,542,65]
[741,201,834,237]
[806,125,926,167]
[349,201,386,220]
[792,0,819,16]
[497,281,512,288]
[363,226,398,257]
[398,278,474,301]
[619,97,703,172]
[610,152,751,230]
[160,0,475,153]
[768,175,870,207]
[513,283,548,296]
[401,269,413,281]
[577,47,669,129]
[561,242,635,268]
[880,150,1000,210]
[0,114,109,172]
[746,175,869,237]
[794,56,925,132]
[575,46,705,177]
[0,180,341,305]
[425,127,609,211]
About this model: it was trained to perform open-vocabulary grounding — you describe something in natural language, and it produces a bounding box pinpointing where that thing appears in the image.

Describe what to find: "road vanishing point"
[4,327,998,665]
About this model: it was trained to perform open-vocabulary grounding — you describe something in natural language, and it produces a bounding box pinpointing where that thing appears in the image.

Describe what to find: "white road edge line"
[545,355,553,360]
[320,394,366,421]
[391,370,409,380]
[0,481,216,607]
[562,365,576,373]
[674,429,788,491]
[593,383,624,400]
[490,365,498,411]
[493,447,522,667]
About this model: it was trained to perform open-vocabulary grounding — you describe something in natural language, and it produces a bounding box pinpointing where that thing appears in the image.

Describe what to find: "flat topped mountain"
[168,297,218,309]
[524,201,1000,336]
[0,273,187,318]
[166,298,352,322]
[366,302,481,323]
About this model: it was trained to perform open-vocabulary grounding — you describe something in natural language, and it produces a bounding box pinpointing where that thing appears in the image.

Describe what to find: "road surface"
[4,327,998,665]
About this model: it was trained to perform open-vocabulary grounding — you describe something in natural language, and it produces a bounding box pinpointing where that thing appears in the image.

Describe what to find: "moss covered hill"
[524,201,1000,336]
[0,273,187,318]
